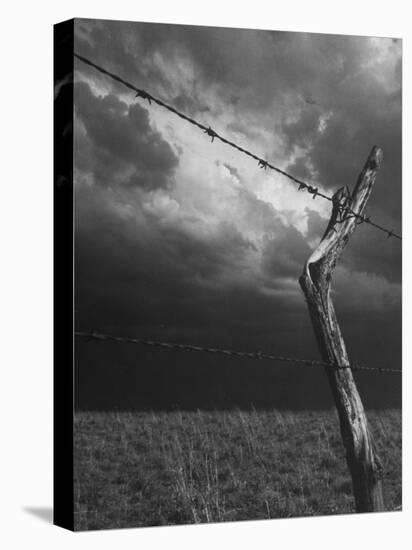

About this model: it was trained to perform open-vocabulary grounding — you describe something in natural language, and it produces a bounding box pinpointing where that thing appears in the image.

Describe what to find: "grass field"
[74,408,401,530]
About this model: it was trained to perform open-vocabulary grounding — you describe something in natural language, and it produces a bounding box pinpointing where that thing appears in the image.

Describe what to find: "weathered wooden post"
[299,146,384,512]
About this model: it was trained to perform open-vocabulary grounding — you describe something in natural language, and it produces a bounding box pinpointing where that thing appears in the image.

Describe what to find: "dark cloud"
[261,225,311,280]
[75,81,178,190]
[75,186,298,338]
[279,38,401,231]
[339,222,402,283]
[284,99,401,219]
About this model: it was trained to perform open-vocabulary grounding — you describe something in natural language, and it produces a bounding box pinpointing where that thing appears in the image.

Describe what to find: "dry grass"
[74,408,401,530]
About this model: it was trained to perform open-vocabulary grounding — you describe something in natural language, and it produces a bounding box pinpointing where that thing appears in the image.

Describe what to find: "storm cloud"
[75,81,179,190]
[73,19,401,410]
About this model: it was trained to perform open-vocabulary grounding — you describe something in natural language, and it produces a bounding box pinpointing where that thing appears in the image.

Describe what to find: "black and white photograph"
[57,16,402,532]
[3,1,412,548]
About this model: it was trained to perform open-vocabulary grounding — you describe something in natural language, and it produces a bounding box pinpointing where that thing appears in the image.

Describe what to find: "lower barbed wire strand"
[74,331,401,374]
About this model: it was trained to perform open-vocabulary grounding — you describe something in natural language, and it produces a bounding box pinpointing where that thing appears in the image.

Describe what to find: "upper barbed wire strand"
[73,53,401,241]
[75,331,402,374]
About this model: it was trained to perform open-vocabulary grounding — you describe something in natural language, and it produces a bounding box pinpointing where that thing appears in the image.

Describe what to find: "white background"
[0,0,410,548]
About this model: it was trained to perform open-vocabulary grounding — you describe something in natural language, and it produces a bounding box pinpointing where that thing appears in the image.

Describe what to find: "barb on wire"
[135,89,152,104]
[204,126,218,142]
[73,53,401,241]
[75,331,402,374]
[307,186,319,199]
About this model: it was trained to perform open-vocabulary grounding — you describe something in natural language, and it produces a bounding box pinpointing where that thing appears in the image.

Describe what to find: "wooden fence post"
[299,146,385,512]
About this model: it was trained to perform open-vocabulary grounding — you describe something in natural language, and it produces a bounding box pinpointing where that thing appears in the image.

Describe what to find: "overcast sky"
[72,19,401,409]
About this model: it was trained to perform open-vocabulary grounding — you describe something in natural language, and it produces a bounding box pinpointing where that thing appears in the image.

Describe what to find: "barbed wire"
[75,331,402,374]
[74,53,401,241]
